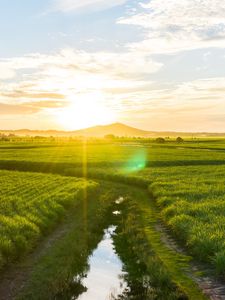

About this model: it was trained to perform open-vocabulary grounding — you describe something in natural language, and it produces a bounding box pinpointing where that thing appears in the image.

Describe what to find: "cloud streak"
[0,103,39,115]
[2,91,65,100]
[52,0,128,13]
[1,48,225,131]
[0,48,162,113]
[0,40,224,131]
[0,100,69,115]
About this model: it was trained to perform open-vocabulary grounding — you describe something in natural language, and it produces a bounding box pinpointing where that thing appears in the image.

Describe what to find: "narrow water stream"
[66,196,155,299]
[74,225,128,300]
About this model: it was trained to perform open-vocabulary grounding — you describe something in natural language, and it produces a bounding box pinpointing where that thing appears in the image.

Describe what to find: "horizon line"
[0,122,225,134]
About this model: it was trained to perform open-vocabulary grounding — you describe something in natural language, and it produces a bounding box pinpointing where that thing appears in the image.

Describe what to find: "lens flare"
[122,148,147,173]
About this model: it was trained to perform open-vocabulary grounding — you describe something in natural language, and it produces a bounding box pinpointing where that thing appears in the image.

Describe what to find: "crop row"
[0,170,98,268]
[0,140,225,278]
[145,165,225,275]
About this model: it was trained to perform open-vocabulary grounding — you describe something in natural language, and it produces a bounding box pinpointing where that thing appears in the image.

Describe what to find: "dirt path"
[156,223,225,300]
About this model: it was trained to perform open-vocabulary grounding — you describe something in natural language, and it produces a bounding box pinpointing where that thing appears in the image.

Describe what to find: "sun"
[56,94,116,130]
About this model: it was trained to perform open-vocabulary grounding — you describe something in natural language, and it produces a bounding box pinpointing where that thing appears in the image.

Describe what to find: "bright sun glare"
[56,95,116,130]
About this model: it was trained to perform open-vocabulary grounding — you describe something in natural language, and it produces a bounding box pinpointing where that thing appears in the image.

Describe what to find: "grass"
[0,138,224,298]
[0,139,225,165]
[114,196,189,300]
[141,165,225,274]
[17,184,119,300]
[0,170,97,268]
[118,188,206,300]
[18,183,205,300]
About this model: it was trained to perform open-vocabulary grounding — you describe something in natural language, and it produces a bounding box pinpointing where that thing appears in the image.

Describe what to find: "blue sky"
[0,0,141,56]
[0,0,225,131]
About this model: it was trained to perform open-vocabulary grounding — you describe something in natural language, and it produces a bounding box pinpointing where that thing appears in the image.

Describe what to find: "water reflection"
[115,197,124,205]
[74,226,128,300]
[112,211,121,215]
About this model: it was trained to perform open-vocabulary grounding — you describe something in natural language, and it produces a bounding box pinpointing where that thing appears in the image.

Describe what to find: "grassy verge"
[115,188,207,300]
[114,197,186,299]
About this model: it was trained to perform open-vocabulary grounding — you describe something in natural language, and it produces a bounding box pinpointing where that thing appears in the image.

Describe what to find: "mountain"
[71,122,150,137]
[1,123,225,138]
[0,123,149,137]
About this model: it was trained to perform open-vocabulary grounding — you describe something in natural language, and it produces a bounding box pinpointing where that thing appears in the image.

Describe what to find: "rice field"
[0,170,97,268]
[0,138,225,298]
[145,165,225,275]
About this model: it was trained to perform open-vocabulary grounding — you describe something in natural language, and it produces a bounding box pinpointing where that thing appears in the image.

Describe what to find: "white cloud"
[0,48,162,113]
[0,64,16,80]
[119,0,225,54]
[1,50,223,111]
[52,0,128,13]
[1,48,224,131]
[0,49,161,81]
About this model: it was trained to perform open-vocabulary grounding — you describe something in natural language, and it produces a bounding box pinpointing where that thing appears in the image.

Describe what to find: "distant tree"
[104,134,116,140]
[176,137,184,143]
[0,134,9,141]
[156,137,165,143]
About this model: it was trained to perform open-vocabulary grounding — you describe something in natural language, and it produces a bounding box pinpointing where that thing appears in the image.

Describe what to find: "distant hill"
[1,123,225,138]
[72,122,150,137]
[0,123,149,137]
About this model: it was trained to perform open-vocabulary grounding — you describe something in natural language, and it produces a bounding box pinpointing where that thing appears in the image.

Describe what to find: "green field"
[0,170,97,268]
[0,138,224,299]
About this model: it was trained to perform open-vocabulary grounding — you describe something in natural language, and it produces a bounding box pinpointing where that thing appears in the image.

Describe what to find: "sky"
[0,0,225,132]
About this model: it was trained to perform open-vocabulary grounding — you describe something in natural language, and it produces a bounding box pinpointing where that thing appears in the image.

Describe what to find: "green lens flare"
[122,148,147,173]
